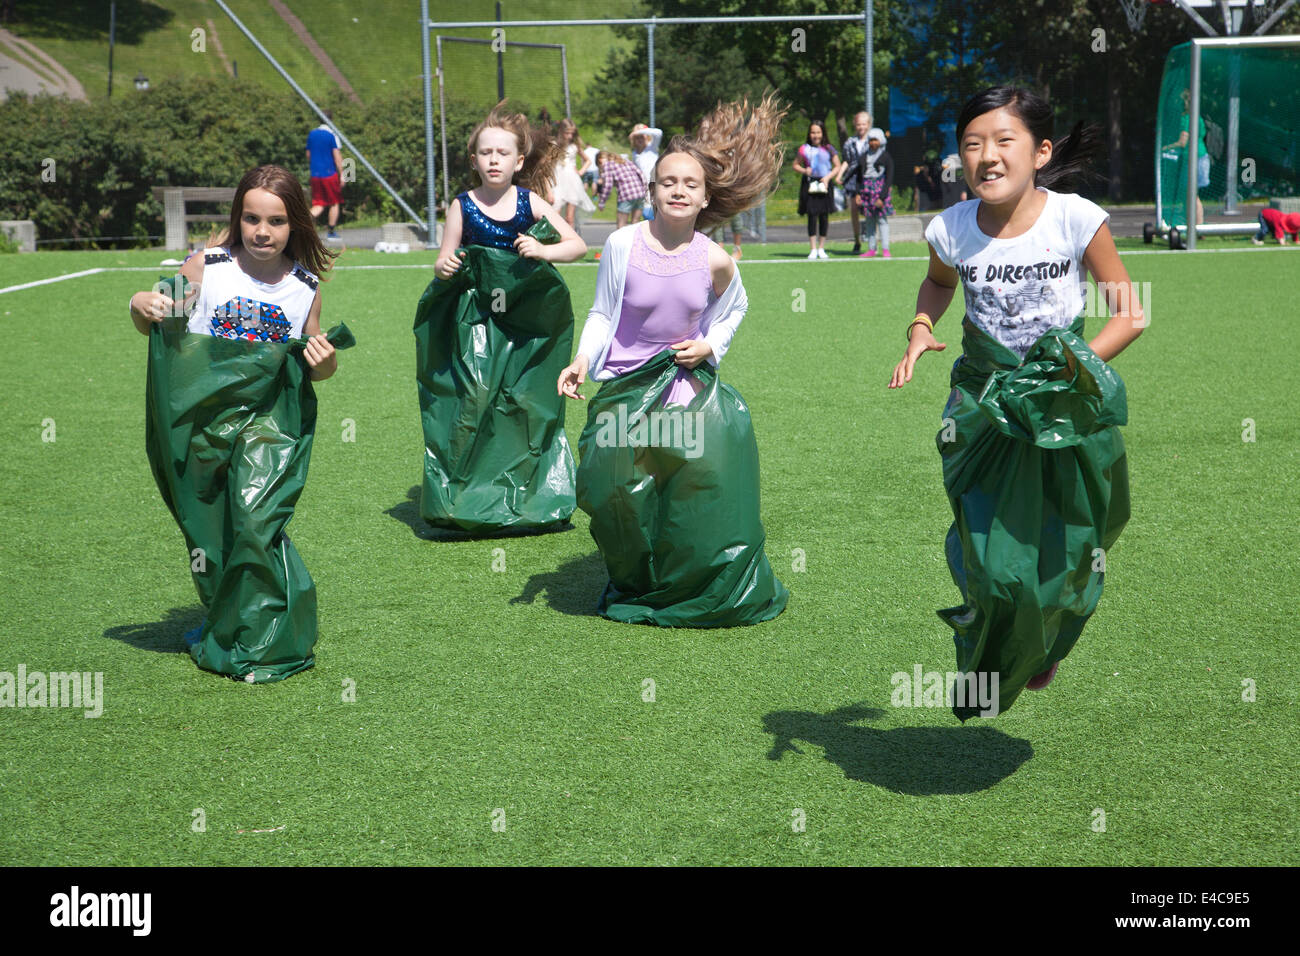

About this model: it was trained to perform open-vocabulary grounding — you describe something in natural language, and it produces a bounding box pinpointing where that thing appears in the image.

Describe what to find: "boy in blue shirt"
[306,113,344,239]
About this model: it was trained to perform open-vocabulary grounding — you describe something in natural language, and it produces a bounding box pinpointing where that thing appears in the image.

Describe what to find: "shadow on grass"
[11,0,172,42]
[385,485,574,541]
[511,551,606,617]
[763,703,1032,795]
[103,605,203,654]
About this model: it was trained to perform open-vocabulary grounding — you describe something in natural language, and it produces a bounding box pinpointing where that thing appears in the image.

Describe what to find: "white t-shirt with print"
[924,188,1108,356]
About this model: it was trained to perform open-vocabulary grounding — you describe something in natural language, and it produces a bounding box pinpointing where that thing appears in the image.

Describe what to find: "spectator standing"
[629,122,663,221]
[837,111,873,253]
[793,120,842,259]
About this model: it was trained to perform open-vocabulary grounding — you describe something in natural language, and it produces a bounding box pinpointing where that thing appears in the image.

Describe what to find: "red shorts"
[310,173,343,206]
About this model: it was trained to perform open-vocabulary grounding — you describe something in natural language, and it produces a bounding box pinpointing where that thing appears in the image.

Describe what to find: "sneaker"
[1025,662,1059,690]
[731,247,742,260]
[807,249,818,259]
[859,249,877,258]
[852,241,862,254]
[1250,237,1264,246]
[326,230,340,240]
[882,249,892,258]
[816,248,829,259]
[183,622,204,647]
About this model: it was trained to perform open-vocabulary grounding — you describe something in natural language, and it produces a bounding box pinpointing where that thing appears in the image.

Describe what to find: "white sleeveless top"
[186,247,319,343]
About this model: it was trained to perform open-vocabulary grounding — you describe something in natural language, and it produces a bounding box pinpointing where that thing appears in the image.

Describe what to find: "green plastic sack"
[414,217,576,534]
[145,308,355,683]
[576,349,789,627]
[938,316,1130,719]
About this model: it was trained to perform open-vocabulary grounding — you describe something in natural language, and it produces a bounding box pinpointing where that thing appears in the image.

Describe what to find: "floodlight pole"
[865,1,873,121]
[422,0,438,247]
[647,18,656,128]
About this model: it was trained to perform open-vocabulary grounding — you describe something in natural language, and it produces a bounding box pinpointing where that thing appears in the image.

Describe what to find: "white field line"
[0,267,108,294]
[0,244,1291,296]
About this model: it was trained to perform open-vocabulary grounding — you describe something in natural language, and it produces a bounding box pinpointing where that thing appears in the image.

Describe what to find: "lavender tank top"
[604,225,712,406]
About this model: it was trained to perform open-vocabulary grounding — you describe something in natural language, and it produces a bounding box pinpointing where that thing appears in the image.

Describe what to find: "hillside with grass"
[5,0,642,107]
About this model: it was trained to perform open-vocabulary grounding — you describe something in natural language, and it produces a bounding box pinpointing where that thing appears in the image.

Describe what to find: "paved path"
[0,27,85,101]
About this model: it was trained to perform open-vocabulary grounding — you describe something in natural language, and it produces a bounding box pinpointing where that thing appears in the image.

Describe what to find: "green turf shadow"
[103,605,204,654]
[511,551,607,617]
[763,704,1033,795]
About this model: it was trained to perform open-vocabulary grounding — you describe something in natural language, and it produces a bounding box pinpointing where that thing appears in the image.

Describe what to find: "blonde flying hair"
[652,91,789,232]
[466,100,562,196]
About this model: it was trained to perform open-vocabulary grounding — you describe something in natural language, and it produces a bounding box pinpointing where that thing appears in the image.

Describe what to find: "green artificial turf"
[0,240,1295,865]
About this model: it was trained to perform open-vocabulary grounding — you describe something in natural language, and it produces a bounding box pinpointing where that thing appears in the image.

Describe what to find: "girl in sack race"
[556,93,791,628]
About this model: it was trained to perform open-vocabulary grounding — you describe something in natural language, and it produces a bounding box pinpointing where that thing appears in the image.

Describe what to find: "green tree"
[578,0,900,145]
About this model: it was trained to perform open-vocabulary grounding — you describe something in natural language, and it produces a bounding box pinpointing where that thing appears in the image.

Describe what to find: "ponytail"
[520,124,562,196]
[1036,121,1105,192]
[956,86,1104,194]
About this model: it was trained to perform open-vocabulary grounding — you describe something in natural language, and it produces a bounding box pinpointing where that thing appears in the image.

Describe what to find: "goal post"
[435,35,571,212]
[1160,34,1300,249]
[419,5,878,248]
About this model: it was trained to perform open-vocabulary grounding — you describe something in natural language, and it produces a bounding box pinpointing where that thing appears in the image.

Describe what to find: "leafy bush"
[0,79,496,245]
[0,79,314,246]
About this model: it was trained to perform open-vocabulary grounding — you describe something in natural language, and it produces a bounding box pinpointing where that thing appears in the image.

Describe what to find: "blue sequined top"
[457,188,535,249]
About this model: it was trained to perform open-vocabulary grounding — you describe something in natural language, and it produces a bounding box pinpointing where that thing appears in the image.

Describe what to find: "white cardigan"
[576,223,748,380]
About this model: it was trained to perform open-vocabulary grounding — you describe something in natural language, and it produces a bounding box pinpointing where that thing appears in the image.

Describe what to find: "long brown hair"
[467,100,563,196]
[212,164,336,277]
[654,91,788,232]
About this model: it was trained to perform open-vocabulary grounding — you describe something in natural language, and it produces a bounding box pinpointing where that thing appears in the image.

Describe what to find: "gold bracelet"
[907,315,934,341]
